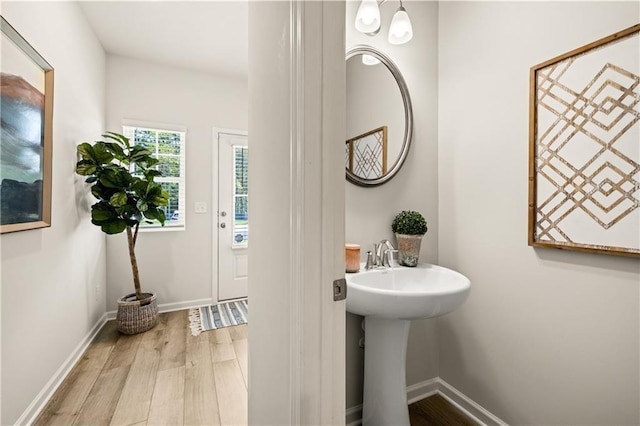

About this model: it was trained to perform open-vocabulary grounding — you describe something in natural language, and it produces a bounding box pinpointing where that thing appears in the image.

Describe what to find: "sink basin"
[346,263,470,320]
[346,263,470,426]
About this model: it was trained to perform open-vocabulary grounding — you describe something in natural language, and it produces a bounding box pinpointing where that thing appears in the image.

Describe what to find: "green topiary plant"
[391,210,428,235]
[75,132,169,301]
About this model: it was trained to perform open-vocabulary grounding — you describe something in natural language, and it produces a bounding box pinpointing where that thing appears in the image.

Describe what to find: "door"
[217,130,249,301]
[248,1,345,424]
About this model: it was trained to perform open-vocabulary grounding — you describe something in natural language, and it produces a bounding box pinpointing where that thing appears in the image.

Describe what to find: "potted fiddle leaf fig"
[76,132,170,334]
[391,210,428,267]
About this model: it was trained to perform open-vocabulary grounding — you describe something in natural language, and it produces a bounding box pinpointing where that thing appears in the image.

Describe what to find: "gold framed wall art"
[0,16,53,233]
[346,125,388,180]
[529,23,640,257]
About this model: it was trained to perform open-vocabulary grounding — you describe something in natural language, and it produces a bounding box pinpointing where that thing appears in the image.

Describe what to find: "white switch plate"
[194,202,207,214]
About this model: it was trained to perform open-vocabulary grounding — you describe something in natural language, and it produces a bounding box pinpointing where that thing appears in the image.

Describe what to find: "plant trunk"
[126,225,143,300]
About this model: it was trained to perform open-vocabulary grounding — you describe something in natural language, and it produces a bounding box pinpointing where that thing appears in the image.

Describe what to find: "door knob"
[220,211,227,217]
[220,223,226,228]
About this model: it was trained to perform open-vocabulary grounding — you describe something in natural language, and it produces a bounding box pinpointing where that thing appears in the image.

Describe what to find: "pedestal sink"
[346,263,470,426]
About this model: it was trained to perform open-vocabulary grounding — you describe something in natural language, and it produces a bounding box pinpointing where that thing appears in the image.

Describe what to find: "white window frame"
[122,119,186,231]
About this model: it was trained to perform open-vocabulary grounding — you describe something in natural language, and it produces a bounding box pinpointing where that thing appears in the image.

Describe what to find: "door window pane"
[233,146,248,246]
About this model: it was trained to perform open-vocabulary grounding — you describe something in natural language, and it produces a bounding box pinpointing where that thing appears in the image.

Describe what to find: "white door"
[248,1,345,424]
[217,130,249,301]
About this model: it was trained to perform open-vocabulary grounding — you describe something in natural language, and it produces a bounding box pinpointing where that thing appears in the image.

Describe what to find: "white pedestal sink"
[346,263,470,426]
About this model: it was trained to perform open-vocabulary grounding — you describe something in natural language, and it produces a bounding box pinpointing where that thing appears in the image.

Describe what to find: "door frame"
[212,127,248,304]
[248,1,346,424]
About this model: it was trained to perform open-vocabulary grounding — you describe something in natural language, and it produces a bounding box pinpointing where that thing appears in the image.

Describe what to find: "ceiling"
[78,1,248,79]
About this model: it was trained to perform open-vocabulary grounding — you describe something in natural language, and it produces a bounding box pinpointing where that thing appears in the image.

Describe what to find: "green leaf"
[143,208,161,221]
[100,220,127,234]
[92,142,114,165]
[103,132,130,148]
[85,176,98,184]
[91,202,117,223]
[77,143,95,161]
[104,142,125,159]
[144,157,160,168]
[109,192,128,207]
[137,201,149,212]
[130,146,153,162]
[76,160,97,176]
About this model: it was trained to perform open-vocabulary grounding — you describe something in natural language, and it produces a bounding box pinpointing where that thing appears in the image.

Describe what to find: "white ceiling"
[78,1,248,79]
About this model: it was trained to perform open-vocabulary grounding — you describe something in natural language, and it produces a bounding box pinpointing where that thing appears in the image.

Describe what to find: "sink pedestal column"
[362,317,411,426]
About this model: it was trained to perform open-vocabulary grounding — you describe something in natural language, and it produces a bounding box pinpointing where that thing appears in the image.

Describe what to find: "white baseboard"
[345,377,506,426]
[437,379,507,426]
[346,404,363,426]
[15,313,108,426]
[106,297,214,320]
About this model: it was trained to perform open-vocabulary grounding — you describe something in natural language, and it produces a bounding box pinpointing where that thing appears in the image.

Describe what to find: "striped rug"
[188,299,248,336]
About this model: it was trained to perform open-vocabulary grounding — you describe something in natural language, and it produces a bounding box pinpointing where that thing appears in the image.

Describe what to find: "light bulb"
[355,0,381,35]
[362,54,381,66]
[388,6,413,45]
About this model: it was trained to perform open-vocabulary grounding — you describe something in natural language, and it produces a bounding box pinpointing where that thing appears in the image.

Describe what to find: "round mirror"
[346,45,413,186]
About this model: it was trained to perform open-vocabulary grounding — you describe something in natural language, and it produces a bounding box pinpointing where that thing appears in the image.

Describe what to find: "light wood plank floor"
[34,310,247,426]
[35,309,472,425]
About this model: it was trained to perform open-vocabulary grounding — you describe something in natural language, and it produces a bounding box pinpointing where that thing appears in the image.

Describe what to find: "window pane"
[158,131,181,155]
[157,155,181,177]
[234,146,248,195]
[160,181,180,222]
[133,129,156,152]
[233,196,248,245]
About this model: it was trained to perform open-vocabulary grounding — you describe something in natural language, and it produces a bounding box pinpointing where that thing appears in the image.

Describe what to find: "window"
[233,145,249,246]
[123,122,186,229]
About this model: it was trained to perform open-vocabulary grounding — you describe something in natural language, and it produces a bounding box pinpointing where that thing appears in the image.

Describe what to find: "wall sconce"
[354,0,413,45]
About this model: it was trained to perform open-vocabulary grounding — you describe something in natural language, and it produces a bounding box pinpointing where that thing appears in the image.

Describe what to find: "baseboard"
[345,377,506,426]
[15,313,108,426]
[106,297,214,320]
[437,379,508,426]
[346,404,363,426]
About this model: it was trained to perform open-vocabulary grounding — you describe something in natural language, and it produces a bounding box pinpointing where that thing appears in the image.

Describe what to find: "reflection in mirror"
[346,126,388,179]
[346,45,412,186]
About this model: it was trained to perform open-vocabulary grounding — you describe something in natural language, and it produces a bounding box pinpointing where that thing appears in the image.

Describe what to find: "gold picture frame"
[346,125,388,180]
[528,23,640,257]
[0,16,54,233]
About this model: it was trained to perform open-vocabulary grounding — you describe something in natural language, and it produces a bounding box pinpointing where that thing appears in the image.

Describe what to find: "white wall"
[0,2,106,424]
[438,2,640,424]
[345,0,439,410]
[105,55,248,311]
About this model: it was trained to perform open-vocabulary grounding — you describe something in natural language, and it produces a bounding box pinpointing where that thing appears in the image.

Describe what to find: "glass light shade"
[388,6,413,45]
[355,0,381,35]
[362,54,381,66]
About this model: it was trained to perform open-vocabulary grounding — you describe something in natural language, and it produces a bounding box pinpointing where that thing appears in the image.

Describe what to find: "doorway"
[215,129,249,302]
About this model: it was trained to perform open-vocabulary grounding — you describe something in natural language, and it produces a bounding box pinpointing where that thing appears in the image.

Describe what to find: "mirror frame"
[346,45,413,187]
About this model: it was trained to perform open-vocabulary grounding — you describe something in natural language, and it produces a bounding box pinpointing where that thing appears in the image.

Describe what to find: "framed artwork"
[0,16,53,233]
[346,125,388,180]
[529,23,640,257]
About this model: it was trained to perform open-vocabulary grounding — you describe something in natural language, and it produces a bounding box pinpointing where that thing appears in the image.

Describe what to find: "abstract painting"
[0,16,53,233]
[529,24,640,257]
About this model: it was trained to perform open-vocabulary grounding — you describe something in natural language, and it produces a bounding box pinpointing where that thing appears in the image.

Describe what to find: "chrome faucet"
[375,240,395,267]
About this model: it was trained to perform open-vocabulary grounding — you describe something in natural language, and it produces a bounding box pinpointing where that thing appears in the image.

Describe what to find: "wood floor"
[409,394,477,425]
[35,309,473,425]
[34,310,247,426]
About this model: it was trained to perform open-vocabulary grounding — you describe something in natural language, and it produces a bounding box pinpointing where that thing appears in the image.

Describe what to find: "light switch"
[194,202,207,214]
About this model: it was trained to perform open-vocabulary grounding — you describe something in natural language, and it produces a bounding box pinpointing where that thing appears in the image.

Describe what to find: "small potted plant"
[391,210,428,267]
[76,132,170,334]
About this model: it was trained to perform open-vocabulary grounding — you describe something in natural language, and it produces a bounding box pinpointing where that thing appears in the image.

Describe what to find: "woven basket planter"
[116,293,158,335]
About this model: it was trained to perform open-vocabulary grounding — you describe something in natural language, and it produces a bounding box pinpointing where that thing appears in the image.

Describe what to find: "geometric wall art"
[529,23,640,257]
[0,16,54,234]
[346,125,388,180]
